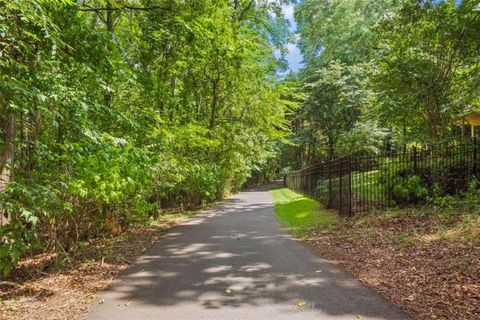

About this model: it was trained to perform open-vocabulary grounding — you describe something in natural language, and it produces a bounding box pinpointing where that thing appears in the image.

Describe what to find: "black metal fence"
[285,139,480,216]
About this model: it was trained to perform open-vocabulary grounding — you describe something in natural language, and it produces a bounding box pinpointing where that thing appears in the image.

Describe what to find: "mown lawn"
[270,188,338,238]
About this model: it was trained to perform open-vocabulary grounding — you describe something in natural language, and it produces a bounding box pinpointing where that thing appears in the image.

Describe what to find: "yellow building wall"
[465,114,480,126]
[459,113,480,138]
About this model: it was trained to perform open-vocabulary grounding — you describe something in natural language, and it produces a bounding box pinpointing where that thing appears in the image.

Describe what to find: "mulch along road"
[306,211,480,320]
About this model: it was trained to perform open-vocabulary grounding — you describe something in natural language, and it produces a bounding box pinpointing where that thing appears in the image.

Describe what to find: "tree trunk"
[104,1,114,108]
[327,129,335,161]
[425,100,444,142]
[0,112,15,182]
[210,80,219,129]
[0,111,15,225]
[169,76,176,122]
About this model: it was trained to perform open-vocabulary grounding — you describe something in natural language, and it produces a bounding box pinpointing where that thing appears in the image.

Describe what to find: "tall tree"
[374,0,480,142]
[0,0,295,275]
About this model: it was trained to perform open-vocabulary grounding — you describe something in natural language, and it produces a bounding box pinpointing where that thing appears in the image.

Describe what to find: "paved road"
[83,186,409,320]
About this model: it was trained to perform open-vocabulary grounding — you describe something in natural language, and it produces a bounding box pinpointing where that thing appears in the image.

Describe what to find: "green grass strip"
[270,188,338,238]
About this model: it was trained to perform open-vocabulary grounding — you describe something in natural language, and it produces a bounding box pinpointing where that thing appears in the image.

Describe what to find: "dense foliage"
[3,0,479,276]
[283,0,480,169]
[0,0,294,275]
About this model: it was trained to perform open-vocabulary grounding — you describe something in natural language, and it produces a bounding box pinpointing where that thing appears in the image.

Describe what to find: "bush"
[0,124,277,275]
[382,166,432,205]
[381,158,478,206]
[392,174,429,205]
[0,183,54,276]
[428,178,480,213]
[461,179,480,211]
[439,162,473,195]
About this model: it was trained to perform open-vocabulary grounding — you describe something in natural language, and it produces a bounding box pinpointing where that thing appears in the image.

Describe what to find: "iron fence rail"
[285,139,480,216]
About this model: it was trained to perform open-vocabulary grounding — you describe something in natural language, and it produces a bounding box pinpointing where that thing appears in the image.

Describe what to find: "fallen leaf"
[297,301,306,307]
[403,295,415,302]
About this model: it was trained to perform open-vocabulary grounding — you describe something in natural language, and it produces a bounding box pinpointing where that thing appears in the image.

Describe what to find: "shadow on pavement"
[84,189,409,320]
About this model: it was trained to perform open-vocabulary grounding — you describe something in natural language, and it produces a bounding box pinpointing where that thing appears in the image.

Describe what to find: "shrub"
[439,162,473,195]
[392,175,429,205]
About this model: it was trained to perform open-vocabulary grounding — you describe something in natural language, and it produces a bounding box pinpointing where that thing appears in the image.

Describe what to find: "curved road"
[83,186,409,320]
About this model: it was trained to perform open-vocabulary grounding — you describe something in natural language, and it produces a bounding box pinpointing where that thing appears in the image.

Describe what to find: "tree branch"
[239,0,256,21]
[78,4,175,13]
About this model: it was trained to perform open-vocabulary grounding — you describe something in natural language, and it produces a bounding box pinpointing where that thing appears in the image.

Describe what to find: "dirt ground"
[306,208,480,320]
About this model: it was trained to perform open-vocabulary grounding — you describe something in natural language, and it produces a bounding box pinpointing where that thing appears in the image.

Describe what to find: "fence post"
[413,146,418,174]
[348,156,353,216]
[309,169,312,197]
[474,137,478,174]
[339,160,343,214]
[328,165,332,208]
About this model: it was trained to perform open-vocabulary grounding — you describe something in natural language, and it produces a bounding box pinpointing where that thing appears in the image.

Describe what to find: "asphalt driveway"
[83,186,409,320]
